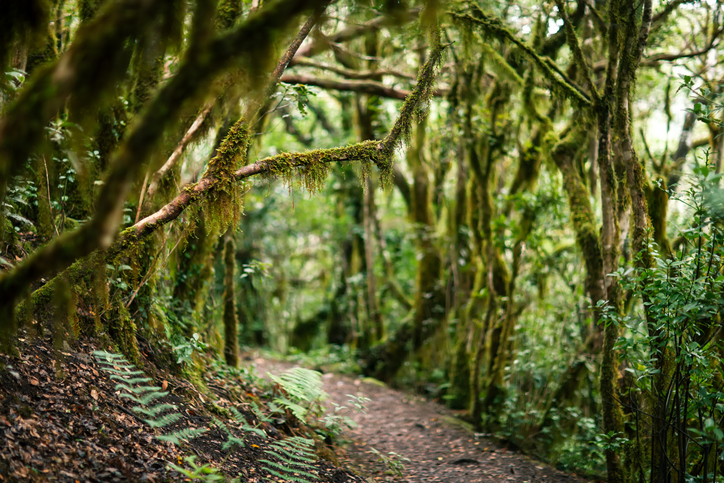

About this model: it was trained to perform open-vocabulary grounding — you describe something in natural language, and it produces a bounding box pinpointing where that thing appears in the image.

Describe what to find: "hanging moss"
[479,42,523,87]
[450,4,591,108]
[172,215,218,331]
[105,294,141,363]
[376,36,447,188]
[129,39,165,114]
[79,0,105,22]
[200,119,252,233]
[51,275,77,353]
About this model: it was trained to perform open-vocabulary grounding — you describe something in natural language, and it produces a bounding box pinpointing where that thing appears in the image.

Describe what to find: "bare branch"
[292,55,416,81]
[289,9,420,64]
[143,105,213,204]
[281,73,447,99]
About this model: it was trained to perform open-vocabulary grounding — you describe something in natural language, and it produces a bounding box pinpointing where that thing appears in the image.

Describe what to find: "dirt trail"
[254,358,590,483]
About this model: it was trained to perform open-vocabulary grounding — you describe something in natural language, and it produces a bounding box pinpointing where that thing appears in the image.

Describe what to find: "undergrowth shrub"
[602,162,724,481]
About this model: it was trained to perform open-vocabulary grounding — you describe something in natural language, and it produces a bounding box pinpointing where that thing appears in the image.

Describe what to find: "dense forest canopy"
[2,0,724,480]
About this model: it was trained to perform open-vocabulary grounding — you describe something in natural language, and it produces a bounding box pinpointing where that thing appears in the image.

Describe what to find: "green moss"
[79,0,104,22]
[450,4,591,108]
[480,42,523,86]
[447,332,472,410]
[105,295,141,363]
[201,119,251,233]
[215,0,242,31]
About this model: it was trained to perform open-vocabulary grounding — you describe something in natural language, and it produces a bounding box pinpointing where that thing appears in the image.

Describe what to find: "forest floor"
[0,334,593,482]
[253,357,594,483]
[0,335,364,482]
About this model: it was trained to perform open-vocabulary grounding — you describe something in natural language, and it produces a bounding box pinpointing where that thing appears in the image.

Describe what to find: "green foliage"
[167,455,224,482]
[93,350,208,445]
[269,367,324,423]
[320,394,369,435]
[369,447,409,477]
[259,436,318,483]
[601,162,724,480]
[172,333,209,366]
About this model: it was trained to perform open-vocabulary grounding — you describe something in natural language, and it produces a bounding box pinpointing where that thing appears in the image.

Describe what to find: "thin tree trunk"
[223,228,239,367]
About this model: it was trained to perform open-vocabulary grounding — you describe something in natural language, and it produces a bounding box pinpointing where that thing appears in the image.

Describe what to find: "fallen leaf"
[29,377,39,386]
[162,380,168,391]
[91,389,98,401]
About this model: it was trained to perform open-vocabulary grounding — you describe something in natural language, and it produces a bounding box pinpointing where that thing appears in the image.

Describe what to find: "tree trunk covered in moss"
[447,176,483,410]
[222,229,239,367]
[446,62,481,411]
[409,119,444,351]
[594,1,626,480]
[356,31,384,344]
[465,82,512,426]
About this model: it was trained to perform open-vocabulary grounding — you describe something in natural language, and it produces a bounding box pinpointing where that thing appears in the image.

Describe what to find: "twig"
[142,105,213,208]
[135,167,151,224]
[43,156,60,237]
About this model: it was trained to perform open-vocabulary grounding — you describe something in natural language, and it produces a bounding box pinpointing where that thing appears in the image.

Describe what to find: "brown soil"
[253,357,592,483]
[0,335,364,482]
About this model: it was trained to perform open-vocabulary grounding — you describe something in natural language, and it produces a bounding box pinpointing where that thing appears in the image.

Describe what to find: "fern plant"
[268,367,324,423]
[93,350,207,445]
[167,455,223,482]
[259,436,318,483]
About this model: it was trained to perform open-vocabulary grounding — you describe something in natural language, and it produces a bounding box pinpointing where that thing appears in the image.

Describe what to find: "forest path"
[252,357,590,483]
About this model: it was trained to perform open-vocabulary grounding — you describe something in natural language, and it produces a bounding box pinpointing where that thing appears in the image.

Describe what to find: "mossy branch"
[553,0,599,103]
[377,37,447,185]
[12,28,446,343]
[129,38,447,235]
[450,4,591,107]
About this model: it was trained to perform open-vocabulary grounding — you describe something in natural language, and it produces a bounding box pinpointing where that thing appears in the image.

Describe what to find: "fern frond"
[281,436,315,449]
[144,412,183,428]
[94,350,202,446]
[259,459,317,476]
[242,423,267,439]
[156,427,208,445]
[119,390,168,405]
[250,401,273,423]
[270,444,316,463]
[274,397,308,422]
[102,368,147,377]
[262,466,316,483]
[132,403,178,417]
[260,435,318,482]
[114,383,162,394]
[110,376,154,384]
[269,368,324,403]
